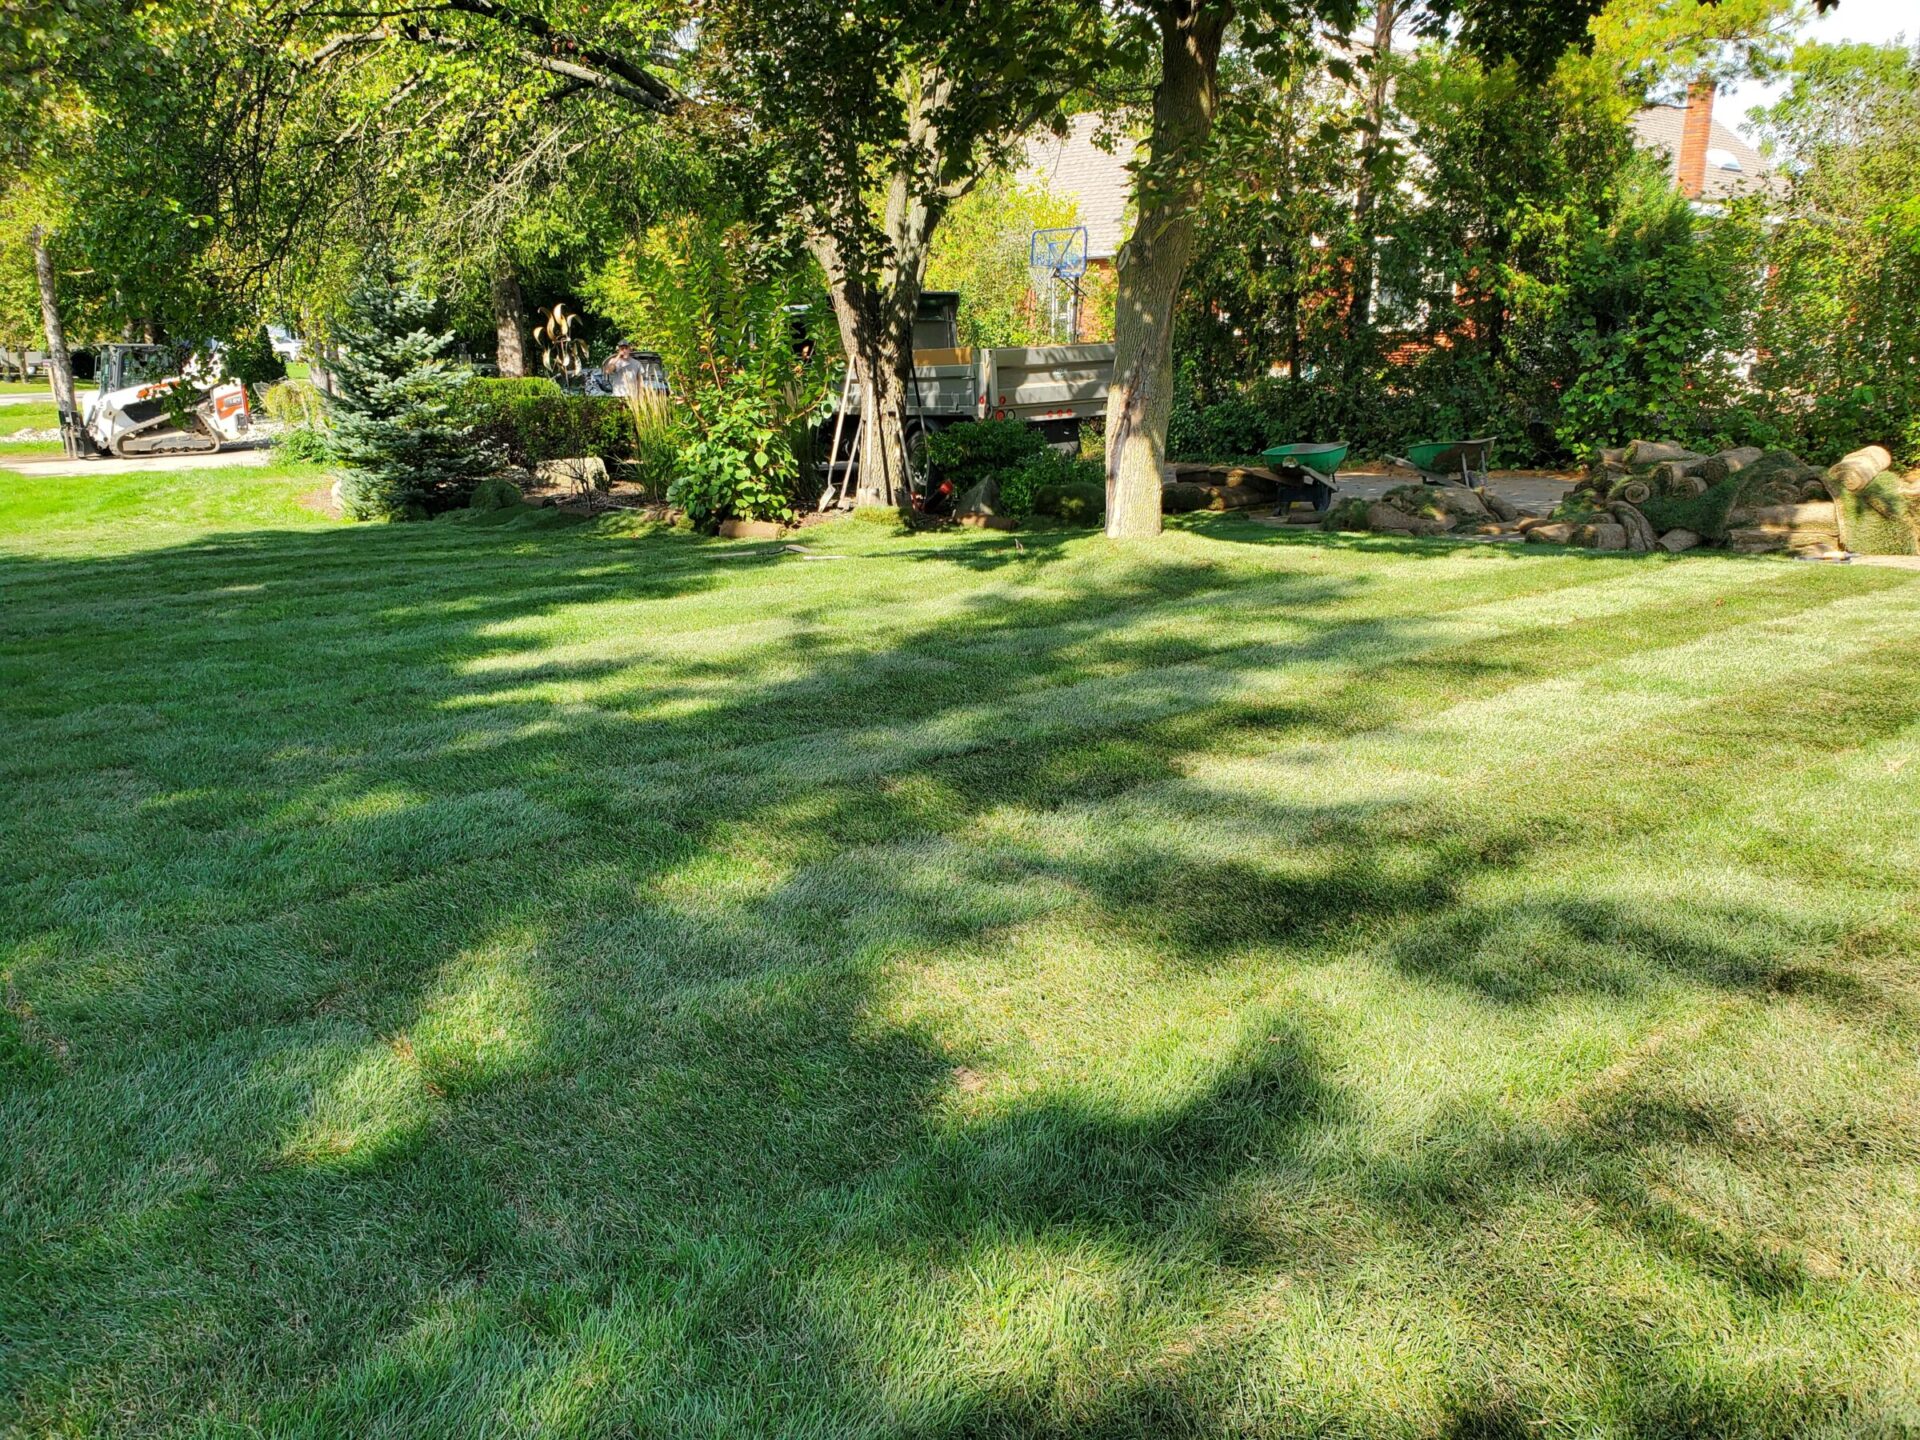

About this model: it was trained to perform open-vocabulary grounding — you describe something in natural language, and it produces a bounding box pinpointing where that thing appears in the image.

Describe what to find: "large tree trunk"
[814,244,919,510]
[1346,0,1399,340]
[1104,0,1232,540]
[30,226,80,458]
[492,259,530,378]
[855,337,916,508]
[808,73,951,511]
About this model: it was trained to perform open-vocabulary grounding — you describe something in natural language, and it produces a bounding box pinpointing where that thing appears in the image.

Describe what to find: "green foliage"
[1031,479,1107,523]
[273,426,335,465]
[925,419,1048,497]
[460,377,634,470]
[223,326,285,386]
[1588,0,1799,97]
[1167,379,1274,462]
[1171,38,1762,466]
[259,377,332,462]
[259,377,325,427]
[622,389,683,499]
[467,475,524,512]
[603,216,828,526]
[1551,174,1752,454]
[329,277,500,521]
[1743,41,1920,467]
[924,176,1079,348]
[673,375,806,527]
[1003,448,1104,518]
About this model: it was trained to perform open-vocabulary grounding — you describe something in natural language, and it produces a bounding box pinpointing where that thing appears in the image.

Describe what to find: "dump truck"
[819,291,1114,506]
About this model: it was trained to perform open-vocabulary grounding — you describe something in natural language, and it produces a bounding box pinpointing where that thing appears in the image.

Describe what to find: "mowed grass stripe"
[0,556,1889,975]
[5,467,1920,1437]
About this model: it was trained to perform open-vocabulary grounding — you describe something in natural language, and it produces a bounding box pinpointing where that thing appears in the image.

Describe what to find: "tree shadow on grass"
[3,512,1917,1436]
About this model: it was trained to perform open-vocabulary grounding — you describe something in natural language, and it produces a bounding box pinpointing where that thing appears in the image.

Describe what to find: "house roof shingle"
[1017,114,1137,261]
[1627,103,1780,202]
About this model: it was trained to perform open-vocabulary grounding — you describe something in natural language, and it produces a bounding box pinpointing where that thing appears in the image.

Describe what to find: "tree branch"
[431,0,677,112]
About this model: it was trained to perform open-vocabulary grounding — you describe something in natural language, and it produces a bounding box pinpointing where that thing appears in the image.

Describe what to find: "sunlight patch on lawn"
[281,927,550,1165]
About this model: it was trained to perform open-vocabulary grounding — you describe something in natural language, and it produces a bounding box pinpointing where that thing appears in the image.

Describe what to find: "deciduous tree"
[1098,0,1818,537]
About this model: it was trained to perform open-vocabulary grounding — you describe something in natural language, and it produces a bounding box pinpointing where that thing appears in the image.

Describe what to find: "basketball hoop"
[1028,225,1089,342]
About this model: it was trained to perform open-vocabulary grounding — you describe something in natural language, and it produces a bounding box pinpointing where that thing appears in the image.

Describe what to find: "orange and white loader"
[80,344,252,459]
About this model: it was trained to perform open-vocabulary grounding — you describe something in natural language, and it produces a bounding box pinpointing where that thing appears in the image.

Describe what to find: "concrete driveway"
[0,445,275,478]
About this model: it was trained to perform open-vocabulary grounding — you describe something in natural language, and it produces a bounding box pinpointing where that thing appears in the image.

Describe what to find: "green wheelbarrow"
[1260,441,1350,517]
[1391,437,1495,490]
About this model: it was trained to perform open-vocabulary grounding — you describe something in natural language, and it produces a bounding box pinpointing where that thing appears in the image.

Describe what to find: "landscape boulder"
[953,476,1002,517]
[536,456,609,492]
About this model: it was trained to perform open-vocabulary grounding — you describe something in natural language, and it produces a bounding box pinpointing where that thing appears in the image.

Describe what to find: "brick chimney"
[1677,79,1716,200]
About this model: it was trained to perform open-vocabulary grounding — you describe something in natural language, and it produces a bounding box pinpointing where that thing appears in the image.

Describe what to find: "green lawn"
[5,466,1920,1438]
[0,399,64,456]
[0,381,94,396]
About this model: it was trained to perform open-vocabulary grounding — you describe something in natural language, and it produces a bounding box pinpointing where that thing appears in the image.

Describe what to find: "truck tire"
[906,421,942,509]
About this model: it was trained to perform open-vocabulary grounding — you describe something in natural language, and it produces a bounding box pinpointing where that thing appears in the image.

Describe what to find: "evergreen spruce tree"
[330,278,498,519]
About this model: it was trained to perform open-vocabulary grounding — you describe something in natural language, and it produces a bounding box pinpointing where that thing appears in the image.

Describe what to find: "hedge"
[460,377,635,469]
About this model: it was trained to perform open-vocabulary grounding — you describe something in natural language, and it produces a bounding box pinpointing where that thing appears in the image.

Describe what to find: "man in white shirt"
[600,340,646,398]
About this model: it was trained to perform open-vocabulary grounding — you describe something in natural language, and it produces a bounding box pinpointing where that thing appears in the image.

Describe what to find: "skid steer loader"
[80,344,252,459]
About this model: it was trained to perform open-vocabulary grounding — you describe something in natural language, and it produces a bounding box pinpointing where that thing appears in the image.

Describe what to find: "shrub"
[1032,480,1106,523]
[331,278,500,519]
[623,389,683,499]
[259,378,332,463]
[275,426,335,464]
[468,476,523,511]
[610,215,832,526]
[1168,391,1272,462]
[259,377,326,427]
[461,377,634,470]
[671,374,804,527]
[1005,448,1103,517]
[926,419,1047,496]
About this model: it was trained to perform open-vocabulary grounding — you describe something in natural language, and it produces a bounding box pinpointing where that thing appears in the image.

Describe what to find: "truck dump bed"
[981,344,1114,427]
